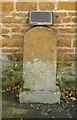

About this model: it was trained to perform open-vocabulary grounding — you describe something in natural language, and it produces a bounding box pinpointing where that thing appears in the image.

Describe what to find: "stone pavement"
[2,92,76,118]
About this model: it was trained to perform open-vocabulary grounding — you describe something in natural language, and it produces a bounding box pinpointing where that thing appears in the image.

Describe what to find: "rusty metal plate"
[29,11,54,25]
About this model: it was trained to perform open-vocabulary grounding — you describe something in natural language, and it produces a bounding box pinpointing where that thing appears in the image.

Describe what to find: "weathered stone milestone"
[19,27,60,104]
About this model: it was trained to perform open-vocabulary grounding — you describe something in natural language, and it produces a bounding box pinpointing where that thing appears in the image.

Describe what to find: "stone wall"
[0,1,76,90]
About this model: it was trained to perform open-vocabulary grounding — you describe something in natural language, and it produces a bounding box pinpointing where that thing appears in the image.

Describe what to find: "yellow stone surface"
[24,27,57,62]
[23,27,57,91]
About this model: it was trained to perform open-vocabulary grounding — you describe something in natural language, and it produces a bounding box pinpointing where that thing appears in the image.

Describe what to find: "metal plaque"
[29,11,54,26]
